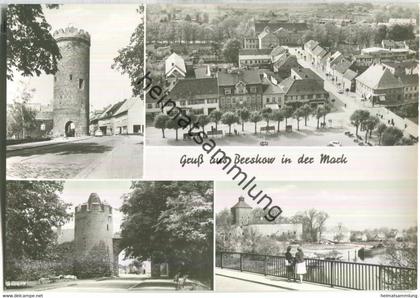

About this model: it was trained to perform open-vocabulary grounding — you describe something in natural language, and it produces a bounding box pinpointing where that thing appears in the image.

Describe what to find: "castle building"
[52,27,90,137]
[74,193,115,275]
[230,196,303,241]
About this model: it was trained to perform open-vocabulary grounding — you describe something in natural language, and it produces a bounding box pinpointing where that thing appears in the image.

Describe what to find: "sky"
[7,4,142,109]
[59,180,133,232]
[215,180,417,230]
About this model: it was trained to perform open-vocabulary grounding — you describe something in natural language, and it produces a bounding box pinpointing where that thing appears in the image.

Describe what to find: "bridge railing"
[216,251,417,290]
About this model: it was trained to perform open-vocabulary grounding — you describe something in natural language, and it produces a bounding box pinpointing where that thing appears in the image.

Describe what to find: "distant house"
[331,60,355,89]
[243,37,259,49]
[304,40,320,64]
[381,40,408,50]
[273,55,300,79]
[290,67,324,88]
[360,47,415,62]
[261,73,284,109]
[194,65,212,79]
[312,45,329,69]
[355,64,404,105]
[326,51,347,76]
[279,77,329,107]
[343,69,358,92]
[165,52,186,79]
[254,21,308,46]
[167,78,219,116]
[382,60,419,76]
[238,48,272,68]
[96,97,144,135]
[217,70,264,112]
[258,27,278,49]
[399,74,419,101]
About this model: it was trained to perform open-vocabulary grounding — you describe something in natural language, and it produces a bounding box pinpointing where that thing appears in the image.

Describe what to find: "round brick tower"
[74,193,114,273]
[52,27,90,137]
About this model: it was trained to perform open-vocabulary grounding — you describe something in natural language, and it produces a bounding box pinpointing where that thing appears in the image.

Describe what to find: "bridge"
[216,251,416,291]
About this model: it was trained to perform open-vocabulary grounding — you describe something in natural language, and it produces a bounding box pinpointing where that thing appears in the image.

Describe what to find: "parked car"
[328,141,342,147]
[94,130,103,137]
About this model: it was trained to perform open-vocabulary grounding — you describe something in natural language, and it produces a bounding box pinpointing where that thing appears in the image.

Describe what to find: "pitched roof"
[99,100,126,120]
[165,52,186,76]
[312,45,327,57]
[262,76,284,95]
[231,196,252,209]
[356,64,403,90]
[255,22,308,33]
[382,60,418,70]
[170,78,218,99]
[305,40,319,51]
[399,74,418,86]
[114,97,139,116]
[291,67,323,81]
[343,69,358,81]
[239,48,272,56]
[334,60,354,74]
[270,46,288,58]
[217,70,261,86]
[282,78,326,96]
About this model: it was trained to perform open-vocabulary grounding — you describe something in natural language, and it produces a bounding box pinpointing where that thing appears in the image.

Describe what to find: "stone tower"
[52,27,90,137]
[74,193,114,274]
[231,196,252,225]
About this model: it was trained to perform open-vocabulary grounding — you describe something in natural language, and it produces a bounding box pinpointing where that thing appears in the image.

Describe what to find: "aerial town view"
[146,3,418,146]
[6,4,144,178]
[215,180,417,291]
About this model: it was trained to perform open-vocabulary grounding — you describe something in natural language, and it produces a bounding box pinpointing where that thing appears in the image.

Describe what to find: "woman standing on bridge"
[295,247,306,283]
[285,246,295,282]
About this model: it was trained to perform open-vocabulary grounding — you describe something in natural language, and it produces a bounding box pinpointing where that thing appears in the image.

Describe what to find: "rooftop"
[217,70,261,86]
[281,78,326,96]
[356,64,403,90]
[170,78,218,99]
[231,196,252,209]
[239,48,272,56]
[255,22,308,33]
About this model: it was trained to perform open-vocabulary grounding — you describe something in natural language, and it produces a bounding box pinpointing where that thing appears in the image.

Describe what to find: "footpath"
[6,136,92,152]
[216,268,347,291]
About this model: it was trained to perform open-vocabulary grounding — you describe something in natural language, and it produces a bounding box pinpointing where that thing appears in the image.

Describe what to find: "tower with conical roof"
[74,193,114,274]
[231,196,252,225]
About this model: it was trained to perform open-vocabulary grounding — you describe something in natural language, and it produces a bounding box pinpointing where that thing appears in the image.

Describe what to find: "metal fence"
[216,251,417,290]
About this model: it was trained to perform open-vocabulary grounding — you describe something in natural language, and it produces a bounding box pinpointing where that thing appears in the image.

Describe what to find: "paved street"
[6,135,143,179]
[215,269,345,291]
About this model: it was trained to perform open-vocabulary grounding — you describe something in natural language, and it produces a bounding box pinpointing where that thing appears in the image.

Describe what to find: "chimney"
[238,196,245,202]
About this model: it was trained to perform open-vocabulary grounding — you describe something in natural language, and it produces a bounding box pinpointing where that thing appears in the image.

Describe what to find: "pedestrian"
[295,247,306,283]
[285,246,295,282]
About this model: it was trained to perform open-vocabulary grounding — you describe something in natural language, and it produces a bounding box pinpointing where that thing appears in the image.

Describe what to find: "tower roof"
[231,196,252,209]
[88,193,101,205]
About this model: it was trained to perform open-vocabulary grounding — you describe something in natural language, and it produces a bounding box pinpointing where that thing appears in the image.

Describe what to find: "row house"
[238,49,272,68]
[291,67,324,87]
[326,51,348,76]
[399,74,419,101]
[261,73,284,109]
[254,22,308,46]
[360,47,415,62]
[217,70,264,112]
[279,77,329,107]
[382,60,419,76]
[146,78,219,119]
[95,97,144,135]
[355,64,404,105]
